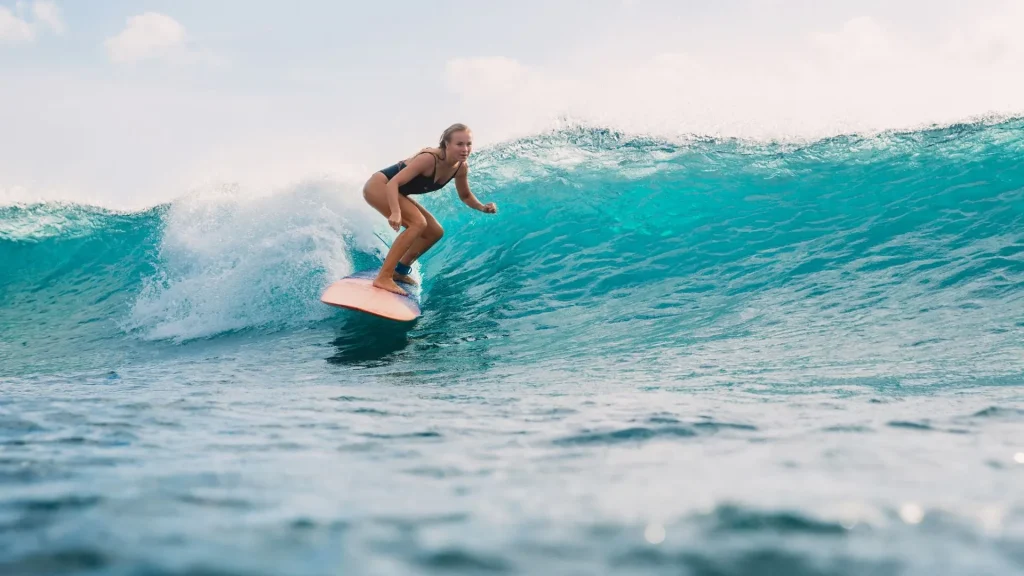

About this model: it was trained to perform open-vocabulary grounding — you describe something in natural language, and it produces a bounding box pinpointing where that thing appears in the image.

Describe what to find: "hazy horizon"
[3,0,1023,206]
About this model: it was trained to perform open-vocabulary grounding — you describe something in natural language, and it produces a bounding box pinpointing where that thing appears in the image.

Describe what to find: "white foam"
[126,178,381,342]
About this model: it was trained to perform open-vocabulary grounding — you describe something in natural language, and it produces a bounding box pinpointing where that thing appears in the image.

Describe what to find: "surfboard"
[320,269,421,322]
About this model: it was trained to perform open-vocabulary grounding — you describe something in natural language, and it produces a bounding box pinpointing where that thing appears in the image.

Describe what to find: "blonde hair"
[438,123,470,156]
[410,123,471,162]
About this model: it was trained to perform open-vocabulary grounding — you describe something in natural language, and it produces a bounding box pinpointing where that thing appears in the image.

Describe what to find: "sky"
[2,0,1023,207]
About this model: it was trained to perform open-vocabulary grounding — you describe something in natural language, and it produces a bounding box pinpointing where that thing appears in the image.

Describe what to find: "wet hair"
[439,123,471,153]
[411,124,471,163]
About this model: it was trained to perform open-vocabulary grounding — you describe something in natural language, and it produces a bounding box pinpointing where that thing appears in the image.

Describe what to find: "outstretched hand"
[481,203,498,214]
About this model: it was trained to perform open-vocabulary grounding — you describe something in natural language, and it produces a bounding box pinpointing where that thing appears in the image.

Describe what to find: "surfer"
[362,123,497,296]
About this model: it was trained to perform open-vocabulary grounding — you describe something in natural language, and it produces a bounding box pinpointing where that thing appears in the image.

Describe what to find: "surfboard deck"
[320,269,421,322]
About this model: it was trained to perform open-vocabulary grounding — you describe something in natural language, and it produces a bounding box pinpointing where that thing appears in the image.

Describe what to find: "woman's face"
[447,130,473,161]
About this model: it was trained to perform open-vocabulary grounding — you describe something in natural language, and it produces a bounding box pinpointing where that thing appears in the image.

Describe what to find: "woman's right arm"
[383,153,434,230]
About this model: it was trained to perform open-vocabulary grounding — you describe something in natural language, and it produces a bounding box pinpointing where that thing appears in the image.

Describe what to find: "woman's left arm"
[455,164,497,214]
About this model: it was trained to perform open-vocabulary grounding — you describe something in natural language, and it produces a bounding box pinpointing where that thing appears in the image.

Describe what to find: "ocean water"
[2,120,1024,575]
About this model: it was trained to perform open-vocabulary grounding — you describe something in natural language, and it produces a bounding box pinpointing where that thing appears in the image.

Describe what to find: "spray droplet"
[644,522,666,544]
[899,503,924,525]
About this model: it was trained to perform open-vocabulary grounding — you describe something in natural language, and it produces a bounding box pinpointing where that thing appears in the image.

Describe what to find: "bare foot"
[394,272,418,286]
[373,276,408,296]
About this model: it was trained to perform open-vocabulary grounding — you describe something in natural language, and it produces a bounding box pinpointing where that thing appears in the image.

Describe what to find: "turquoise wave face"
[418,120,1024,383]
[2,120,1023,379]
[0,204,165,374]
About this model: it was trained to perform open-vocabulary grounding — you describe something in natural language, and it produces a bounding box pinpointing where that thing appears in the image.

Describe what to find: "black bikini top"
[381,152,462,196]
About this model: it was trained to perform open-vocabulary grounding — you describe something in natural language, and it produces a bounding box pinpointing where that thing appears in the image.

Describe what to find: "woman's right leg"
[362,174,427,295]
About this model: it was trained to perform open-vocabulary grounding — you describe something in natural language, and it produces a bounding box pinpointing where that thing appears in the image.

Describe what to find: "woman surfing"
[362,123,497,296]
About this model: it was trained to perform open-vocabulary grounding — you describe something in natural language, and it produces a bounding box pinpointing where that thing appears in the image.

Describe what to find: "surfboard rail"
[320,270,421,322]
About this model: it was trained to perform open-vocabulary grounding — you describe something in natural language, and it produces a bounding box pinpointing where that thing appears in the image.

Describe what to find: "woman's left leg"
[394,196,444,284]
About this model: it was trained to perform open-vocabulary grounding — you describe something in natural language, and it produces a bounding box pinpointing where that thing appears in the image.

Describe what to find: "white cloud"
[4,0,1024,208]
[445,5,1024,143]
[32,1,64,35]
[946,0,1024,65]
[446,56,531,94]
[0,6,34,43]
[446,56,579,137]
[0,1,64,43]
[106,12,187,64]
[812,16,890,63]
